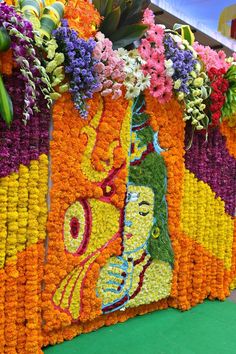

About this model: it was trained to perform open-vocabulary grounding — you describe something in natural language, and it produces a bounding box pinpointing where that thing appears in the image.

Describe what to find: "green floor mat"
[44,300,236,354]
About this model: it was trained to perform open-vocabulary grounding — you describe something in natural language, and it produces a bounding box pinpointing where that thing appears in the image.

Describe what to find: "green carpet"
[44,300,236,354]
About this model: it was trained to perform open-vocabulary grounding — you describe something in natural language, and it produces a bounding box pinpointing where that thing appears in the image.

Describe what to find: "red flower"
[209,67,229,126]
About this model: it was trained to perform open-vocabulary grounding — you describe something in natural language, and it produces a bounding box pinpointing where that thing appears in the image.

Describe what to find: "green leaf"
[19,0,42,17]
[118,0,126,12]
[100,0,109,16]
[93,0,109,16]
[110,23,147,49]
[40,16,57,38]
[92,0,102,13]
[181,25,195,45]
[173,23,182,31]
[0,27,11,52]
[201,115,209,128]
[100,6,121,36]
[0,74,13,127]
[173,23,195,45]
[120,0,150,26]
[105,0,114,16]
[50,2,65,20]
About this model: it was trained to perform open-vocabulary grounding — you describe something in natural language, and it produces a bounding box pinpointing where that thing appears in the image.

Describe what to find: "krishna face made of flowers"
[97,96,174,312]
[51,95,174,319]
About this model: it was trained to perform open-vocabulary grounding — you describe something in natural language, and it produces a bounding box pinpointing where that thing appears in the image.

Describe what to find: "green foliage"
[100,6,121,36]
[129,95,174,267]
[92,0,150,49]
[0,74,13,127]
[129,152,174,267]
[40,2,65,39]
[222,65,236,118]
[19,0,64,39]
[0,27,12,127]
[44,39,68,99]
[110,24,148,49]
[173,23,195,45]
[0,27,11,52]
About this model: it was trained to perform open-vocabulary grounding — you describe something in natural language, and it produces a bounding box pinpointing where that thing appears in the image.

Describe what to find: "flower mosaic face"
[50,94,174,320]
[123,185,154,253]
[96,95,174,313]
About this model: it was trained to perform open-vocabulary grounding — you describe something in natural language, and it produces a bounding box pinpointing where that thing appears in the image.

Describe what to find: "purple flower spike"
[53,22,100,117]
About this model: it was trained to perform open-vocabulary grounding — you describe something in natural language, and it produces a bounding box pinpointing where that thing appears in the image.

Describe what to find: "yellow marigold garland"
[17,164,29,252]
[0,0,235,351]
[0,176,8,267]
[0,156,49,353]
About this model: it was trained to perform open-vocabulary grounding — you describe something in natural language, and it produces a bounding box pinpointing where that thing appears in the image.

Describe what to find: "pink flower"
[93,33,125,98]
[143,8,155,26]
[112,83,122,90]
[112,89,122,100]
[94,62,105,74]
[95,31,105,41]
[139,38,152,59]
[193,42,230,71]
[147,25,164,44]
[150,82,165,98]
[101,51,109,61]
[111,69,122,80]
[93,47,102,60]
[119,72,126,82]
[138,15,173,101]
[147,59,165,75]
[152,51,165,62]
[164,76,173,93]
[103,80,113,88]
[142,62,150,75]
[157,90,172,104]
[151,74,165,87]
[103,66,112,77]
[101,89,113,96]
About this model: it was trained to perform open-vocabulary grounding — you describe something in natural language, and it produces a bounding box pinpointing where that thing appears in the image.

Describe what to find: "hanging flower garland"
[1,2,236,130]
[139,9,173,103]
[193,42,230,72]
[0,2,53,123]
[117,48,150,100]
[93,32,125,99]
[53,19,100,117]
[208,67,229,126]
[164,34,197,98]
[221,64,236,120]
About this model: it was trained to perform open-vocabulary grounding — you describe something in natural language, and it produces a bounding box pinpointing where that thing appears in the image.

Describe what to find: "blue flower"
[53,23,99,118]
[164,34,197,95]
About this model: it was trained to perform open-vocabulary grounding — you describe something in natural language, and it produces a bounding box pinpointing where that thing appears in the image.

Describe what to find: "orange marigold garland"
[0,0,236,351]
[0,44,50,354]
[42,91,186,345]
[0,50,13,76]
[220,121,236,158]
[42,91,131,334]
[64,0,101,39]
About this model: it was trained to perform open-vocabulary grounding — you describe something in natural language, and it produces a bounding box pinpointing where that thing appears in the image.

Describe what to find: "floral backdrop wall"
[0,63,50,352]
[0,0,235,353]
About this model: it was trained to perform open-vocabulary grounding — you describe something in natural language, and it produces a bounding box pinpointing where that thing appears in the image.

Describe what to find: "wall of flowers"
[0,0,235,353]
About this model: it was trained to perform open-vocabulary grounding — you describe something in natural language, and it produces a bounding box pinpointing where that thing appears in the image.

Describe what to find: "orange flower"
[64,0,100,39]
[0,50,13,76]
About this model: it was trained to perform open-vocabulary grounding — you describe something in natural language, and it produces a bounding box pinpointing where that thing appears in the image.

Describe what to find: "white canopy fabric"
[151,0,236,51]
[166,0,235,32]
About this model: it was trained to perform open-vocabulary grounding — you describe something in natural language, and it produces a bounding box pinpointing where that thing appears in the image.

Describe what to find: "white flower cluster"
[117,48,151,99]
[164,59,174,77]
